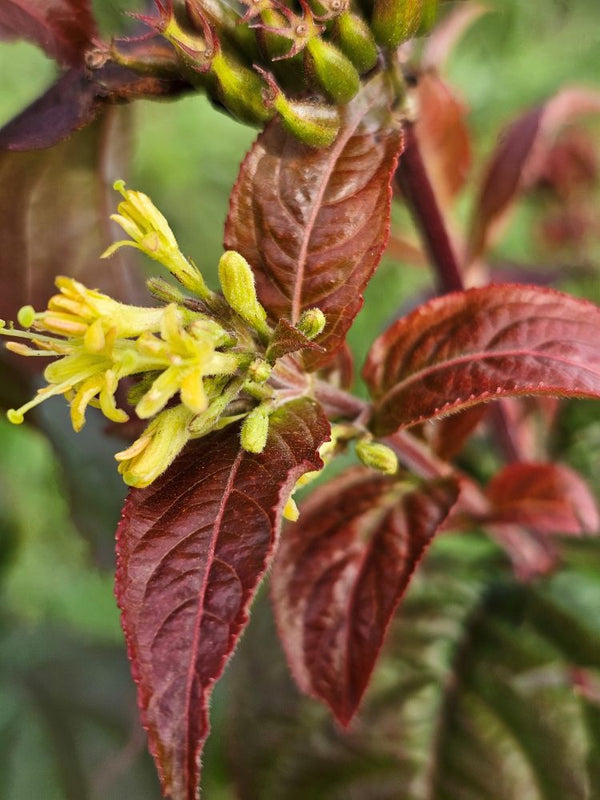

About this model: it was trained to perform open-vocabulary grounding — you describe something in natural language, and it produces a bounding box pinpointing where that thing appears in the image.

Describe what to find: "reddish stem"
[395,122,464,294]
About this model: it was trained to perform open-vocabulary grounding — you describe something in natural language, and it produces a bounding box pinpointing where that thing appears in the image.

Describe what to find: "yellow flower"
[33,276,167,351]
[101,181,211,299]
[134,304,242,418]
[115,404,195,488]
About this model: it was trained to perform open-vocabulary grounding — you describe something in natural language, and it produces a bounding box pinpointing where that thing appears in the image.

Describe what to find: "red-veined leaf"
[485,462,599,535]
[364,284,600,436]
[467,87,600,262]
[116,398,329,800]
[271,467,459,725]
[224,74,403,369]
[0,0,97,66]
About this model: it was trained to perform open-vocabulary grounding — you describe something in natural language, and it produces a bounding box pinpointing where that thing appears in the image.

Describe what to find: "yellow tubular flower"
[134,304,241,419]
[101,181,211,300]
[115,405,195,488]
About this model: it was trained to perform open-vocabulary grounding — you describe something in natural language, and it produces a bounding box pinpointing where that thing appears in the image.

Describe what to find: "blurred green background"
[0,0,599,797]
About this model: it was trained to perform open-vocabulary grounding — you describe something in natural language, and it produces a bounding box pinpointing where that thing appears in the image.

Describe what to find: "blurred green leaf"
[227,541,600,799]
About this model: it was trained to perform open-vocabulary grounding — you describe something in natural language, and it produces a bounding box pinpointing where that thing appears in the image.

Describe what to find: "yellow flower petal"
[179,367,208,415]
[135,366,180,418]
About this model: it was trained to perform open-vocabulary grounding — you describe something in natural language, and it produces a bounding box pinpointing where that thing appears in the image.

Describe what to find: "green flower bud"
[306,38,360,104]
[276,95,340,147]
[418,0,439,34]
[17,305,36,328]
[258,67,339,147]
[210,50,273,125]
[161,12,214,74]
[240,404,271,454]
[371,0,422,49]
[187,0,260,61]
[356,439,398,475]
[248,358,272,383]
[218,250,271,338]
[297,308,326,339]
[333,12,378,74]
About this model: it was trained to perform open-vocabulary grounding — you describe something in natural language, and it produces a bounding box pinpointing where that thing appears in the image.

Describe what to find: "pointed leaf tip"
[116,398,329,799]
[272,467,459,725]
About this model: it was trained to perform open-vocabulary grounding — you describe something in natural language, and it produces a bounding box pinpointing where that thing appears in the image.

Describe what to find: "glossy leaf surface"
[364,284,600,436]
[486,461,599,535]
[224,75,403,368]
[0,0,97,66]
[116,399,329,800]
[229,541,600,799]
[272,467,458,725]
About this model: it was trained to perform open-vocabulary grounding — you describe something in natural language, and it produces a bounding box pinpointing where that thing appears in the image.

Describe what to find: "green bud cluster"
[113,0,441,148]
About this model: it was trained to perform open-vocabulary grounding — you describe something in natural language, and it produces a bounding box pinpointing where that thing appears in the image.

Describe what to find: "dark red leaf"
[116,399,329,800]
[0,0,98,66]
[271,467,459,725]
[265,318,325,362]
[467,87,600,262]
[0,60,190,152]
[0,68,100,151]
[485,462,600,535]
[224,74,403,369]
[414,73,471,205]
[364,284,600,436]
[416,405,488,460]
[0,107,142,334]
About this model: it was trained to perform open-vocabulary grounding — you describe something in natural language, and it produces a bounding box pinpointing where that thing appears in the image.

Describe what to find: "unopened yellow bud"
[218,251,271,339]
[115,405,194,488]
[240,404,271,454]
[297,308,326,340]
[356,439,398,475]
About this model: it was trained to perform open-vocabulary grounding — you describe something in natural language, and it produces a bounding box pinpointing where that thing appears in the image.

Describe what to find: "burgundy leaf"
[0,0,97,66]
[414,72,471,205]
[0,107,142,336]
[0,60,190,152]
[265,318,325,362]
[485,462,600,535]
[224,74,403,369]
[116,398,329,800]
[0,68,100,151]
[271,467,459,725]
[364,284,600,436]
[416,404,488,461]
[467,87,600,262]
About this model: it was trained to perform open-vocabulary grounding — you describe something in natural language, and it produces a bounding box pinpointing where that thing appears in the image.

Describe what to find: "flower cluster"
[1,183,325,488]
